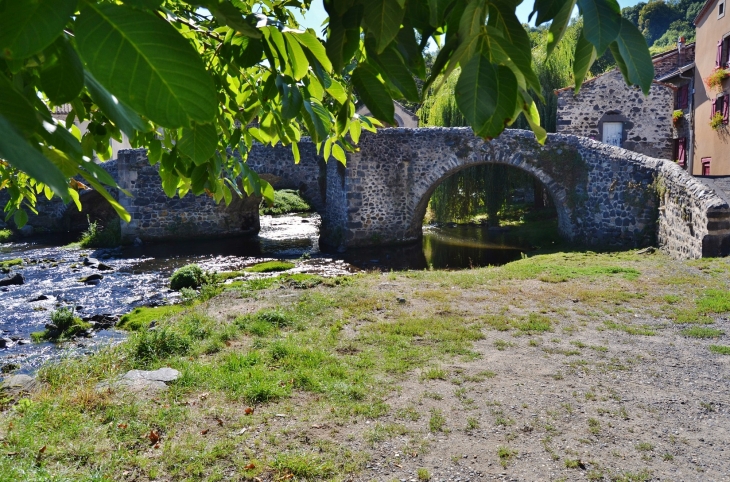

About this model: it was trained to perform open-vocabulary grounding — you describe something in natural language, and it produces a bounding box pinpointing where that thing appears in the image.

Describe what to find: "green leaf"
[332,142,347,165]
[350,119,361,144]
[609,41,629,84]
[546,0,576,57]
[0,0,77,60]
[615,18,654,95]
[279,79,303,120]
[422,35,457,96]
[0,73,38,136]
[84,72,148,138]
[325,5,363,73]
[207,1,261,38]
[284,33,309,81]
[122,0,163,10]
[326,80,348,105]
[363,0,405,54]
[519,89,547,144]
[40,37,85,105]
[13,209,28,228]
[577,0,621,54]
[351,63,395,124]
[178,122,218,165]
[291,141,300,164]
[531,0,570,25]
[371,47,419,102]
[294,30,333,73]
[0,114,70,201]
[160,150,179,197]
[455,53,517,139]
[395,21,426,79]
[429,0,455,27]
[75,3,217,128]
[229,34,264,68]
[191,165,208,194]
[488,27,541,97]
[573,29,597,93]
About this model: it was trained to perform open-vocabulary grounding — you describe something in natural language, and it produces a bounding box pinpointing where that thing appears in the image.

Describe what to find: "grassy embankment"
[1,251,730,481]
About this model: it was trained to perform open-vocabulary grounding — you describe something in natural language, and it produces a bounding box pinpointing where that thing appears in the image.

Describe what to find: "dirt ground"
[205,253,730,482]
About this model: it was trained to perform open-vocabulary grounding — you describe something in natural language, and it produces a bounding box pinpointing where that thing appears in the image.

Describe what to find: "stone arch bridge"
[17,128,730,259]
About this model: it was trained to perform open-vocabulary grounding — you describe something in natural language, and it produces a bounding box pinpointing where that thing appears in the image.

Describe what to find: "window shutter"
[678,138,686,163]
[680,85,688,109]
[724,94,729,122]
[712,98,718,118]
[718,40,723,67]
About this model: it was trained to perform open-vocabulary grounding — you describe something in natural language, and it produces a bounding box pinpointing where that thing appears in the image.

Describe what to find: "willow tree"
[0,0,654,227]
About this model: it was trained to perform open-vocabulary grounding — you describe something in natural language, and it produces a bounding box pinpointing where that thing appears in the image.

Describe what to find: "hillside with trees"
[622,0,705,53]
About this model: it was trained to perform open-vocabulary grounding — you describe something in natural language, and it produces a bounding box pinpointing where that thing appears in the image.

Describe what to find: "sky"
[295,0,649,31]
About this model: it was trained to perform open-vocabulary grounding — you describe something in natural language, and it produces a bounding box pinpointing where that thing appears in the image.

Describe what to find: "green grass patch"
[260,189,311,215]
[499,252,640,283]
[709,345,730,355]
[603,320,656,336]
[244,260,295,273]
[681,327,724,339]
[0,229,14,243]
[696,289,730,314]
[497,446,517,468]
[117,305,186,331]
[484,313,552,333]
[0,258,23,269]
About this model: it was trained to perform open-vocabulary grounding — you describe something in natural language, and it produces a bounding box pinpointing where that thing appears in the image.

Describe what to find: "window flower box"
[706,67,730,91]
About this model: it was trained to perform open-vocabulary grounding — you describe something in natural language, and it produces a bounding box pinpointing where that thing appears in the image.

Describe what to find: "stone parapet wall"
[116,149,260,241]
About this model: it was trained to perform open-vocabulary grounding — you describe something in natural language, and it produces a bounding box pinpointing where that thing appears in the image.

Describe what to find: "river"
[0,213,546,377]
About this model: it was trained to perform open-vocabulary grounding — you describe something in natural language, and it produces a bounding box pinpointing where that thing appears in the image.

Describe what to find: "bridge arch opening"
[414,162,563,268]
[62,190,119,234]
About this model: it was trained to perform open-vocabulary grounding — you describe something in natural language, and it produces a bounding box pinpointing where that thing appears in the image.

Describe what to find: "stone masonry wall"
[117,149,260,242]
[556,70,675,159]
[320,128,730,259]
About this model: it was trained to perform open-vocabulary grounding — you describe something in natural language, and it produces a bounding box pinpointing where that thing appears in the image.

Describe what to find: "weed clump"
[0,229,15,243]
[79,219,121,248]
[709,344,730,355]
[32,308,91,341]
[682,327,724,339]
[132,328,191,364]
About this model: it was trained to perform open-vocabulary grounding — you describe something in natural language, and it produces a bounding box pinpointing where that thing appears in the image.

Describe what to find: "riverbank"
[2,249,729,481]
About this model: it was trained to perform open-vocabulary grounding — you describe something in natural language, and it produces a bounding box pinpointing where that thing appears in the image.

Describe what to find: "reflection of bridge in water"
[18,128,730,259]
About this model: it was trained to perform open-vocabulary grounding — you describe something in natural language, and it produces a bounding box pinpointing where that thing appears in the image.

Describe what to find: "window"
[675,138,687,167]
[602,122,623,147]
[676,85,689,109]
[719,36,730,67]
[702,158,712,176]
[711,94,730,123]
[720,0,726,18]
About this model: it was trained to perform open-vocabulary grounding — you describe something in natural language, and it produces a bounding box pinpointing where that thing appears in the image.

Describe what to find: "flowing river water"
[0,213,545,378]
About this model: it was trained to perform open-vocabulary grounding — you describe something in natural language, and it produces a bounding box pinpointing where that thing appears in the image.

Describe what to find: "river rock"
[96,263,113,271]
[28,294,49,302]
[0,337,14,348]
[82,257,99,266]
[78,273,103,283]
[1,374,39,395]
[0,273,24,286]
[96,367,180,394]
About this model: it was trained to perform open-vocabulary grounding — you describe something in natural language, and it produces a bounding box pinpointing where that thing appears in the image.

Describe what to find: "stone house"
[556,41,696,163]
[555,70,676,159]
[692,0,730,175]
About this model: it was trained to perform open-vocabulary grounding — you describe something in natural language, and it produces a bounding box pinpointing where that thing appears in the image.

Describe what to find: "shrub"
[78,219,121,248]
[170,264,204,290]
[245,260,295,273]
[260,189,311,215]
[0,229,14,243]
